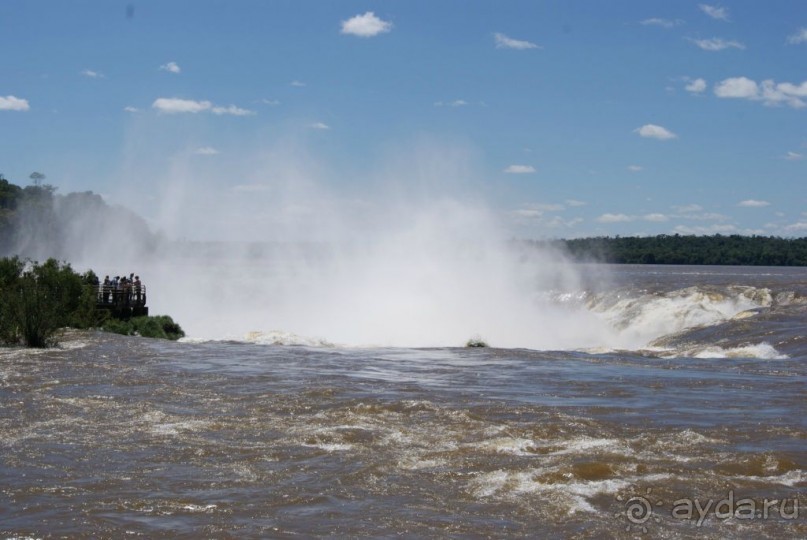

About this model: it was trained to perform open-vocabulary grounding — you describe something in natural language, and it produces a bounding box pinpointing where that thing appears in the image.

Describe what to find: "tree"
[29,171,46,187]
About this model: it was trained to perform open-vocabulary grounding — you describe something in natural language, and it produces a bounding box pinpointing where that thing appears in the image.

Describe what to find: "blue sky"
[1,0,806,239]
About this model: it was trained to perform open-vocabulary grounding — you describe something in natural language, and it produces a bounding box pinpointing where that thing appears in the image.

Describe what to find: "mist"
[18,133,624,349]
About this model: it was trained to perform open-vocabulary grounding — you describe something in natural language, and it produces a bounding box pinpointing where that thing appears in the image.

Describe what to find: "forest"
[546,234,807,266]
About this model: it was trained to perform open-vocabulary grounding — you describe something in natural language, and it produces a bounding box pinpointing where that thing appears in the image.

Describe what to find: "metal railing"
[95,284,147,308]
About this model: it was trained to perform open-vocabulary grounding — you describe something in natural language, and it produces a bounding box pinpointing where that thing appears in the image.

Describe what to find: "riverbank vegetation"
[0,256,183,348]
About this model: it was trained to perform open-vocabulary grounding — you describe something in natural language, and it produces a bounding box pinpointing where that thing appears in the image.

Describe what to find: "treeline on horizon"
[0,173,158,261]
[540,234,807,266]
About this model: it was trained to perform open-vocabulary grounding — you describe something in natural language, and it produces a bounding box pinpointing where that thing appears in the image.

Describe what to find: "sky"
[1,0,806,240]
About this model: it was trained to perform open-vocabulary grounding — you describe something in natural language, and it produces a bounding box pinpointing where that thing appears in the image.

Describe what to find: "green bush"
[0,258,87,347]
[102,315,185,341]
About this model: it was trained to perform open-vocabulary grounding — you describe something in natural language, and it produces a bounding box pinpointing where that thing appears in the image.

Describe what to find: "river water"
[1,265,805,538]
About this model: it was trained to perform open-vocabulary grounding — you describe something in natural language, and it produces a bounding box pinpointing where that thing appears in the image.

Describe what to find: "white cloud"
[212,104,255,116]
[81,69,105,78]
[434,99,469,107]
[0,95,30,111]
[672,204,704,213]
[785,221,807,232]
[640,18,683,28]
[159,61,181,74]
[514,209,543,218]
[634,124,677,140]
[151,98,254,116]
[291,80,306,87]
[788,28,807,44]
[685,78,707,93]
[152,98,212,114]
[738,199,770,207]
[494,32,540,50]
[503,165,536,174]
[123,106,139,113]
[565,199,587,207]
[643,213,669,222]
[674,224,737,234]
[194,147,219,155]
[528,203,565,212]
[714,76,758,98]
[699,4,729,21]
[679,212,729,221]
[597,213,633,223]
[262,99,280,106]
[785,151,804,161]
[688,37,745,51]
[513,208,581,228]
[310,122,330,130]
[714,77,807,108]
[627,165,643,172]
[341,12,392,37]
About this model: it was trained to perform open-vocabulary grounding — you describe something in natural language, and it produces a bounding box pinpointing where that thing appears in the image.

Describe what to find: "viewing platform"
[95,285,148,319]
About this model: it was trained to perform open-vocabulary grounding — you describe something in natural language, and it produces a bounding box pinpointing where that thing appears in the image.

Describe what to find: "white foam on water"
[468,469,675,515]
[682,342,789,360]
[181,504,218,513]
[735,470,806,487]
[302,442,354,452]
[476,437,540,456]
[590,286,773,349]
[548,437,624,456]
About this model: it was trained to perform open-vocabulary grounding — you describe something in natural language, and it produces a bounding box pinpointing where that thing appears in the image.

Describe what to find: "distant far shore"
[531,234,807,266]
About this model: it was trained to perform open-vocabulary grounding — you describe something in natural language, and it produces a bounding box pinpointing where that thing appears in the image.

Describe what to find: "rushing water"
[1,265,805,538]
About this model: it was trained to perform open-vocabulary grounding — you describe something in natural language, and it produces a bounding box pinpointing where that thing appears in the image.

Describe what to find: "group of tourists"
[99,273,145,306]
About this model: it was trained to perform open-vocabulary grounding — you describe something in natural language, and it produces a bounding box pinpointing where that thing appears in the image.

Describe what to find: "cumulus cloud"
[494,33,540,50]
[194,147,219,155]
[699,4,729,21]
[785,221,807,232]
[672,204,704,213]
[788,28,807,44]
[634,124,677,140]
[643,213,669,222]
[687,37,744,51]
[81,69,105,78]
[714,77,807,108]
[0,95,30,111]
[565,199,587,207]
[674,224,737,235]
[212,104,255,116]
[738,199,770,207]
[159,61,181,74]
[685,77,707,93]
[310,122,330,130]
[123,106,139,113]
[151,98,254,116]
[714,76,759,98]
[503,165,536,174]
[640,18,683,28]
[152,98,212,114]
[597,213,633,223]
[434,99,469,107]
[341,12,392,37]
